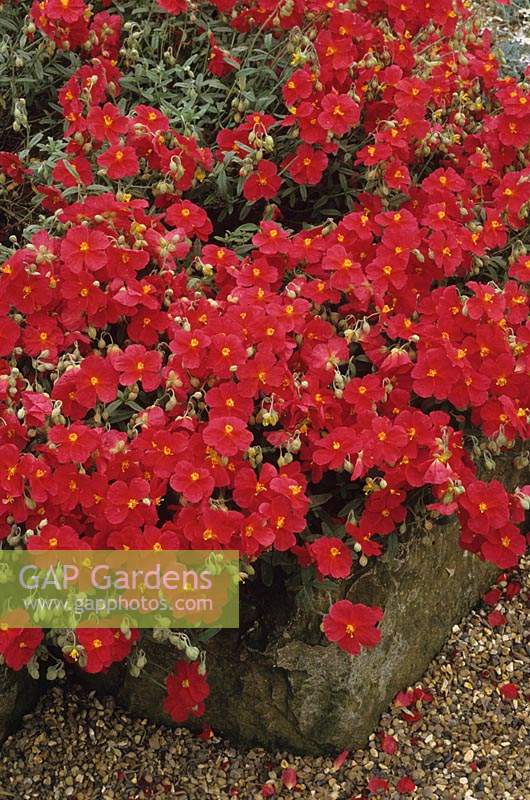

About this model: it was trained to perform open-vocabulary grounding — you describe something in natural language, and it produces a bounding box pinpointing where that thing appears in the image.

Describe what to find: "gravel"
[0,557,528,800]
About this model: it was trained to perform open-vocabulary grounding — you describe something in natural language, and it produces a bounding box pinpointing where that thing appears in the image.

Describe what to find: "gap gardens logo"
[0,550,239,630]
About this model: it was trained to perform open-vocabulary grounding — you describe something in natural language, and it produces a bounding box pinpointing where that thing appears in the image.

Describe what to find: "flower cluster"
[0,0,529,720]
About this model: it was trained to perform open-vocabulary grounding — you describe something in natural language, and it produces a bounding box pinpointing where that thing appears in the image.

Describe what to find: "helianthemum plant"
[0,0,528,721]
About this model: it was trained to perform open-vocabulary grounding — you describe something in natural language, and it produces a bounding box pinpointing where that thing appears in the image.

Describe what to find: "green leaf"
[197,628,221,642]
[309,492,333,509]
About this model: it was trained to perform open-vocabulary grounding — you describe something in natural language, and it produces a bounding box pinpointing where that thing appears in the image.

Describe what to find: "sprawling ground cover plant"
[0,0,529,721]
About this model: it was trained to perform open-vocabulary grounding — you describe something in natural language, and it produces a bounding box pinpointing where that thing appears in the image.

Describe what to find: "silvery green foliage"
[495,0,530,75]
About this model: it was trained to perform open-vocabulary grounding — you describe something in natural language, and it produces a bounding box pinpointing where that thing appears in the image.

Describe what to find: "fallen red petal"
[281,767,297,790]
[332,749,350,771]
[381,734,398,755]
[487,610,506,627]
[499,682,519,700]
[483,587,502,605]
[396,776,416,794]
[367,776,389,793]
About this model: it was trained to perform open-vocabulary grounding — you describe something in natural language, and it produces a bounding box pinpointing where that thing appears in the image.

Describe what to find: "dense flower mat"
[0,0,529,720]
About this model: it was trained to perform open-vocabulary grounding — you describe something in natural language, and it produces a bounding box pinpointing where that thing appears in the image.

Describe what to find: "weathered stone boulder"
[0,667,43,744]
[83,456,529,754]
[113,518,497,754]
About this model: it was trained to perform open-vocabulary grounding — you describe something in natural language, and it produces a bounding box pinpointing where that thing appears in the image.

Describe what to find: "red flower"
[87,102,129,143]
[0,628,43,670]
[170,328,211,370]
[385,161,411,191]
[165,200,213,240]
[23,316,63,360]
[367,418,408,466]
[48,464,86,512]
[45,0,85,23]
[282,68,314,105]
[496,114,530,148]
[112,344,163,391]
[313,428,358,469]
[243,161,282,202]
[317,93,360,136]
[316,29,356,72]
[48,423,99,463]
[163,661,209,722]
[0,444,23,495]
[111,629,139,662]
[27,523,85,550]
[141,430,188,478]
[52,156,93,188]
[252,221,290,256]
[508,254,530,282]
[207,333,248,376]
[466,282,505,321]
[480,524,526,569]
[311,536,352,579]
[258,497,306,552]
[346,521,383,558]
[21,392,53,427]
[97,145,139,179]
[76,355,118,407]
[394,77,431,111]
[169,462,214,503]
[411,349,456,400]
[0,151,28,184]
[156,0,188,13]
[75,629,116,673]
[0,318,20,357]
[459,480,510,533]
[205,382,253,420]
[286,144,328,185]
[208,35,240,77]
[323,600,383,655]
[322,244,363,292]
[238,512,275,557]
[202,416,253,456]
[60,225,109,273]
[105,478,152,525]
[233,464,275,508]
[133,104,170,133]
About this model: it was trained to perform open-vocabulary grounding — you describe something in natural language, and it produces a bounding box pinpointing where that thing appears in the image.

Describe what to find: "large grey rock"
[94,456,528,754]
[114,519,497,754]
